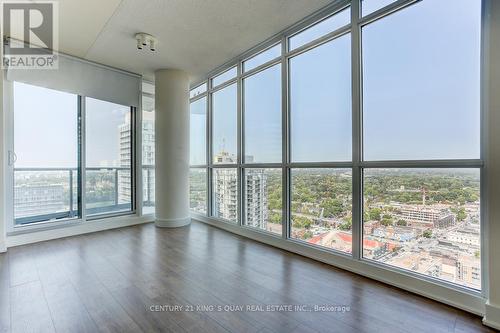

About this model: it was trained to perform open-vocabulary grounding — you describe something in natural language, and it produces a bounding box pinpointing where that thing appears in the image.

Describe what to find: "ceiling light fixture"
[135,33,157,52]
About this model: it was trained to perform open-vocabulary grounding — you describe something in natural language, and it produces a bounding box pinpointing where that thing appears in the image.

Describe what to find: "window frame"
[141,84,156,215]
[189,0,485,297]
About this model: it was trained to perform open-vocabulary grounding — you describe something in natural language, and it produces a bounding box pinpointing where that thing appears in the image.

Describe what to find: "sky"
[15,0,481,168]
[85,97,130,167]
[14,82,130,167]
[362,0,481,160]
[198,0,481,164]
[14,82,78,168]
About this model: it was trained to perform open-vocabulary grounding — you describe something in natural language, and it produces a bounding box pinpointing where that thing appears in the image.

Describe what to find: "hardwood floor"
[0,221,494,333]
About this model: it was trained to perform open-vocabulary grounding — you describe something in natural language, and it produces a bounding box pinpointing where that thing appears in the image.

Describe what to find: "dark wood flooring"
[0,221,494,333]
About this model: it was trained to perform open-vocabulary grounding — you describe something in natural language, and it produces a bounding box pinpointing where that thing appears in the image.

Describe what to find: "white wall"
[483,0,500,329]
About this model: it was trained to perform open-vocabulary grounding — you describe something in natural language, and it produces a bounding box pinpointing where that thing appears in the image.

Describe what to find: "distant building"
[213,168,238,221]
[142,112,155,207]
[363,220,380,235]
[14,184,65,219]
[246,170,268,230]
[445,229,480,247]
[393,204,455,229]
[212,151,267,228]
[118,112,155,205]
[214,150,236,164]
[372,225,416,242]
[456,255,481,288]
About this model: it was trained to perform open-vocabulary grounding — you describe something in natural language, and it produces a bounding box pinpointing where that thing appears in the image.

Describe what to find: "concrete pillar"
[154,69,191,228]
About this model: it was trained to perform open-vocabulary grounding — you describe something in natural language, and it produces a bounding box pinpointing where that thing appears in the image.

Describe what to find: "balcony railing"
[14,166,156,225]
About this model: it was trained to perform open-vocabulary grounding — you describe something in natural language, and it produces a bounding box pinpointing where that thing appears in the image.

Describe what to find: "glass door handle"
[8,150,17,166]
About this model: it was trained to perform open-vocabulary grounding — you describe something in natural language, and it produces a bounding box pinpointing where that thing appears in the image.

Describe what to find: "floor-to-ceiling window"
[360,0,481,289]
[189,84,208,214]
[13,82,80,225]
[189,0,482,292]
[289,29,352,251]
[142,81,155,214]
[243,54,282,235]
[212,72,238,222]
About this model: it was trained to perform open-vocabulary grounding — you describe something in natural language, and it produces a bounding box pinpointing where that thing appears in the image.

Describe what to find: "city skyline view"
[189,0,482,292]
[11,0,484,294]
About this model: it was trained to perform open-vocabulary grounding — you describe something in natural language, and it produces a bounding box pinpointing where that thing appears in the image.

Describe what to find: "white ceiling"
[55,0,332,83]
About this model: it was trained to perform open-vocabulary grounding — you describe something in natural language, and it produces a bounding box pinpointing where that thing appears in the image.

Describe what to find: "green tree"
[396,219,407,226]
[269,212,281,225]
[303,231,313,239]
[339,217,352,231]
[292,215,312,229]
[380,214,393,226]
[369,208,382,221]
[423,230,432,238]
[321,198,344,218]
[456,208,467,222]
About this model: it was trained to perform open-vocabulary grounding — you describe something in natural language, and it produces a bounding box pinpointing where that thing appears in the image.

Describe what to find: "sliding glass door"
[13,82,80,225]
[11,81,136,227]
[85,97,134,217]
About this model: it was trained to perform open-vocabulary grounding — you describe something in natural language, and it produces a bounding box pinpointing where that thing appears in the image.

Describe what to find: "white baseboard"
[483,302,500,330]
[155,216,191,228]
[192,214,486,317]
[6,215,155,248]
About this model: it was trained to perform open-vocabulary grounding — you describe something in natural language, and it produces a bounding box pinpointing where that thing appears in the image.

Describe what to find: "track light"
[135,33,157,52]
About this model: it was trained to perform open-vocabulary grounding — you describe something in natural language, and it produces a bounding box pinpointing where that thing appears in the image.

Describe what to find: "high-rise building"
[245,170,268,230]
[212,151,267,228]
[118,112,155,205]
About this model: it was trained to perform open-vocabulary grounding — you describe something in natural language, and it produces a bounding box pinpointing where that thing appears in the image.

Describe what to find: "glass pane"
[142,167,155,214]
[290,34,351,162]
[362,0,398,16]
[243,44,281,72]
[142,105,155,214]
[244,64,282,163]
[212,84,237,164]
[190,83,207,99]
[291,169,352,253]
[190,168,207,214]
[362,0,481,160]
[86,98,132,215]
[244,169,282,235]
[190,97,207,165]
[363,168,481,290]
[289,7,350,50]
[142,94,154,112]
[212,67,237,87]
[213,168,238,222]
[142,81,155,95]
[13,82,79,225]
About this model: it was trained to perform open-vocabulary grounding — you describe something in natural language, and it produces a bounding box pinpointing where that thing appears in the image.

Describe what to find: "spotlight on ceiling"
[135,33,157,52]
